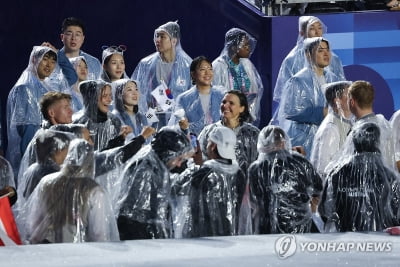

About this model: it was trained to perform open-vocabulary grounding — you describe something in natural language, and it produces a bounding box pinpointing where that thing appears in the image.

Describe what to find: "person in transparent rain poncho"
[390,109,400,172]
[21,138,119,244]
[334,80,396,172]
[212,28,264,127]
[131,21,192,128]
[272,16,345,108]
[6,46,59,176]
[112,79,150,142]
[199,90,259,174]
[0,156,17,206]
[50,123,154,207]
[275,37,343,159]
[116,126,194,240]
[188,126,246,237]
[100,45,129,84]
[54,17,101,81]
[17,129,73,209]
[319,122,400,232]
[310,81,353,179]
[17,92,74,190]
[168,56,224,136]
[72,80,132,151]
[248,125,323,234]
[68,56,88,112]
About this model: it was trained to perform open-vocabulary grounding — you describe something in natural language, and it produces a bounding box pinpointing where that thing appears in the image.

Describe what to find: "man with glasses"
[49,17,101,90]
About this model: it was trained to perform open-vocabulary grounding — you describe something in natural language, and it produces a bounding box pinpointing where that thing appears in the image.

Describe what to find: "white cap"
[208,126,237,161]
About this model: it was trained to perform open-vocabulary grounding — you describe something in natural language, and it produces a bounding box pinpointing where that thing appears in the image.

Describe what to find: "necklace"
[227,57,251,93]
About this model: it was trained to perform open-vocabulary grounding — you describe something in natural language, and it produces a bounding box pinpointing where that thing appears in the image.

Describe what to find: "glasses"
[63,32,83,39]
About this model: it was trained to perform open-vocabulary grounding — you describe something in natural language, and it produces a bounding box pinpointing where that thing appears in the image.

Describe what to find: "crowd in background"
[0,15,399,245]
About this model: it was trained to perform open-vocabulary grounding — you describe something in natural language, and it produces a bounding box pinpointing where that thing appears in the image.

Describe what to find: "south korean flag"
[151,80,175,112]
[145,108,159,124]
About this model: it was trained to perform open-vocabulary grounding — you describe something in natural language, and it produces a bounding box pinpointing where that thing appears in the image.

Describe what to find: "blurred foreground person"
[319,122,400,232]
[23,139,119,243]
[249,125,323,234]
[116,127,194,240]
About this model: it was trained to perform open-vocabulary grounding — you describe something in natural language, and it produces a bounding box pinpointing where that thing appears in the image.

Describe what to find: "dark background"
[0,0,273,151]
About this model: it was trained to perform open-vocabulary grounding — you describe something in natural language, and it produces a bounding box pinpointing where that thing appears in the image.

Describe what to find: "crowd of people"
[0,15,399,245]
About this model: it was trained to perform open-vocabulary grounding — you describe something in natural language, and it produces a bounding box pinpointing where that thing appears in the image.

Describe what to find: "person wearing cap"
[212,28,264,127]
[310,81,353,179]
[248,125,323,234]
[6,45,59,177]
[186,126,246,237]
[274,37,343,159]
[100,45,129,83]
[319,122,399,232]
[131,21,192,128]
[199,90,259,175]
[116,126,194,240]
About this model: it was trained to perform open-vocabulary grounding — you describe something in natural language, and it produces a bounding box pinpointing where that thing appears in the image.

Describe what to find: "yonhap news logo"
[275,235,297,259]
[274,235,392,259]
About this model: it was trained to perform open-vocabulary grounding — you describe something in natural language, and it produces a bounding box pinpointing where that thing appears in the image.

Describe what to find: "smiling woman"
[168,56,224,136]
[72,80,132,151]
[100,45,129,83]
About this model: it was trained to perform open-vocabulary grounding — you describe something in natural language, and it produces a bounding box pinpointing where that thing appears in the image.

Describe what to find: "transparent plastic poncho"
[6,46,59,176]
[0,156,15,189]
[72,80,122,151]
[184,159,244,237]
[275,37,343,158]
[115,127,193,239]
[319,122,400,232]
[112,78,149,139]
[310,81,353,179]
[212,28,264,125]
[273,16,345,103]
[67,56,86,112]
[169,85,224,135]
[326,113,396,174]
[390,110,400,164]
[100,46,129,83]
[131,21,192,114]
[17,129,73,211]
[199,121,259,174]
[19,139,119,243]
[248,125,323,234]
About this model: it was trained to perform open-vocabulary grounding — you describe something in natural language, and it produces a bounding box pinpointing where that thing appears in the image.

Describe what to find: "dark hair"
[264,125,286,145]
[224,90,252,123]
[61,17,85,35]
[40,91,72,121]
[190,56,212,85]
[44,50,57,62]
[348,80,374,109]
[50,124,86,139]
[352,122,380,153]
[35,130,71,164]
[325,81,350,108]
[304,37,329,61]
